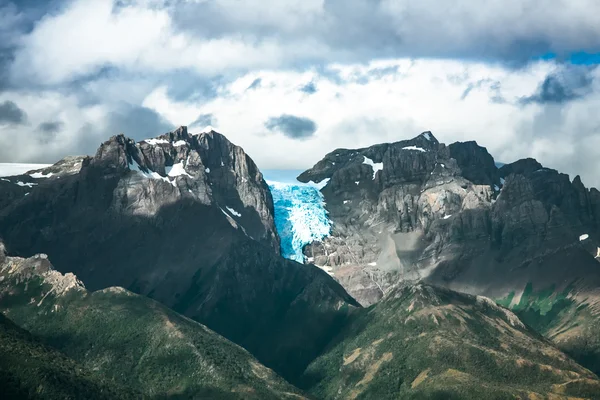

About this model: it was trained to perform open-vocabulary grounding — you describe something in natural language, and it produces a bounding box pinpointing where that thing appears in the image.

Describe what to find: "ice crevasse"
[267,180,332,263]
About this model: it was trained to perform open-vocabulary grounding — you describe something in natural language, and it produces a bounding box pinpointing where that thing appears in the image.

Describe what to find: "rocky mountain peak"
[499,157,543,177]
[448,140,500,186]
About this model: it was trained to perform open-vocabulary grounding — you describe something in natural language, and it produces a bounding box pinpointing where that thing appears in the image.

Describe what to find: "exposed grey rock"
[299,131,600,309]
[0,126,359,383]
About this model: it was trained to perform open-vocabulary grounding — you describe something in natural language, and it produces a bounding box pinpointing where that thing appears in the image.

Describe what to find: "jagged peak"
[418,130,438,143]
[499,158,544,177]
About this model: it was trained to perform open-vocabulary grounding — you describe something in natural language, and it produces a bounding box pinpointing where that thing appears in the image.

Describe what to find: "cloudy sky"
[1,1,600,186]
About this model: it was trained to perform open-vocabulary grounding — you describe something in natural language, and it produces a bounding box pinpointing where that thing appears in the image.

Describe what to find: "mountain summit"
[0,126,360,382]
[298,130,600,377]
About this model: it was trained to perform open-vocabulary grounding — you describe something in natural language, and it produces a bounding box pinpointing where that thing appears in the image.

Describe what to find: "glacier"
[264,170,331,263]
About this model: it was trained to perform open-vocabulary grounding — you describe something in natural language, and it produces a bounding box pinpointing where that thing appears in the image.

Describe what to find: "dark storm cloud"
[520,68,595,105]
[0,100,27,125]
[36,121,63,143]
[167,0,600,66]
[189,113,214,128]
[299,81,317,94]
[38,120,64,133]
[265,115,317,139]
[104,105,174,141]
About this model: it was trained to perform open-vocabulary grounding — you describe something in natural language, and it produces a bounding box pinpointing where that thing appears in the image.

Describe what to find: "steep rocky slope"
[299,131,600,376]
[0,126,359,382]
[303,283,600,399]
[0,246,307,399]
[0,313,137,400]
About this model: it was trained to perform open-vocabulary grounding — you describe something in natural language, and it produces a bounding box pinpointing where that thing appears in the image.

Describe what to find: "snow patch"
[128,159,173,185]
[205,167,211,173]
[29,171,54,178]
[16,181,37,187]
[362,156,383,179]
[355,181,359,185]
[580,234,589,241]
[226,206,241,217]
[166,161,192,178]
[494,185,500,191]
[173,140,187,147]
[443,214,452,219]
[422,132,432,141]
[306,178,330,190]
[402,146,427,152]
[500,177,505,185]
[144,138,169,145]
[343,200,349,204]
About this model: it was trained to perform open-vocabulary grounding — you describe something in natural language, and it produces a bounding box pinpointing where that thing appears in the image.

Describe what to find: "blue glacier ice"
[263,170,331,263]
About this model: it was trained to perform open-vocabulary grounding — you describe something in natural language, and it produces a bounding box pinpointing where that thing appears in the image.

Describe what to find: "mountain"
[0,126,360,382]
[298,131,600,376]
[0,244,307,399]
[302,283,600,399]
[0,312,137,400]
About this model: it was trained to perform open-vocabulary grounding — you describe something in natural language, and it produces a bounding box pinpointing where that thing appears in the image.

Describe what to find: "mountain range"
[1,126,600,399]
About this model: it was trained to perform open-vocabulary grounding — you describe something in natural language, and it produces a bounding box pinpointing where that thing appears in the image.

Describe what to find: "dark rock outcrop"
[299,130,600,376]
[0,126,359,383]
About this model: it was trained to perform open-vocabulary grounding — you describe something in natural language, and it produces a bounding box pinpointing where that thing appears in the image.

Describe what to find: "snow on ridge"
[226,206,242,217]
[402,146,427,152]
[30,171,54,178]
[16,181,37,188]
[144,138,170,145]
[166,161,192,178]
[580,234,589,241]
[362,156,383,179]
[128,159,173,185]
[306,178,330,190]
[173,140,187,147]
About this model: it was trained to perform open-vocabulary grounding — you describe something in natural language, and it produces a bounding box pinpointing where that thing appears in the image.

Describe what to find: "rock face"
[298,131,497,306]
[0,248,307,399]
[303,282,600,399]
[0,126,359,383]
[299,130,600,376]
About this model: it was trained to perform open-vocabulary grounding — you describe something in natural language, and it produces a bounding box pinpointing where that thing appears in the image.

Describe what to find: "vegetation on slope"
[303,283,600,399]
[0,313,137,400]
[497,281,600,378]
[0,252,306,400]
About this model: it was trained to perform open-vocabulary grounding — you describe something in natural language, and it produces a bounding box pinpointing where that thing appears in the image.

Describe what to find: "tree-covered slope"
[0,313,138,400]
[0,248,306,400]
[302,283,600,399]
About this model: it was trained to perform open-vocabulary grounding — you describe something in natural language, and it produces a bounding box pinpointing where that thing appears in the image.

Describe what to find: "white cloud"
[10,0,600,87]
[142,58,600,187]
[9,0,327,85]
